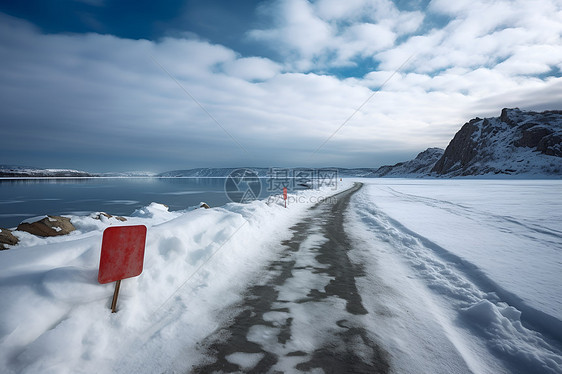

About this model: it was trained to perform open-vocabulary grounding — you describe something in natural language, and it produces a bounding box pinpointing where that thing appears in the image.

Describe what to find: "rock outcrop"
[0,228,19,249]
[17,216,76,237]
[431,108,562,176]
[431,119,481,175]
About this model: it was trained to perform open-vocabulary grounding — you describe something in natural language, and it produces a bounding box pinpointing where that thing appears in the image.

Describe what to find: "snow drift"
[0,183,351,374]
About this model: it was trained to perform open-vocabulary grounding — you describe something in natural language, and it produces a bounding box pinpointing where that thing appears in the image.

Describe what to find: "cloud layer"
[0,0,561,172]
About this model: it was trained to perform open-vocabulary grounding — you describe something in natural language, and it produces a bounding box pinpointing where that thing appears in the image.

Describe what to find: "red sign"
[98,225,147,284]
[283,187,287,200]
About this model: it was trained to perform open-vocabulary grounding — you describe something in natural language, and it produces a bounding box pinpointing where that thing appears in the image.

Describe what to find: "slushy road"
[194,182,390,373]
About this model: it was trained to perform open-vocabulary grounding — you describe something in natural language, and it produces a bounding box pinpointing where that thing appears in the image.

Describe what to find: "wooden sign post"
[98,225,147,313]
[283,187,288,208]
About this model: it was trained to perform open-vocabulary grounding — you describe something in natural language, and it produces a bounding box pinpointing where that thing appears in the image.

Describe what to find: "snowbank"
[0,182,351,374]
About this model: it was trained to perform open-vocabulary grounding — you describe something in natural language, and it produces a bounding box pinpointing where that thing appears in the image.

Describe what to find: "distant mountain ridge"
[157,167,376,178]
[373,148,444,177]
[0,165,95,178]
[0,166,159,178]
[372,108,562,177]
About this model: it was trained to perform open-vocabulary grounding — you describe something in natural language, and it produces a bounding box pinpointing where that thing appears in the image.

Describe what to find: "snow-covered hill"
[0,165,95,178]
[432,108,562,176]
[158,167,376,178]
[372,108,562,178]
[0,166,160,178]
[372,148,444,177]
[158,167,257,177]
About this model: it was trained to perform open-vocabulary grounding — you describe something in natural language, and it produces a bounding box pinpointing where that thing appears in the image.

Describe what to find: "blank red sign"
[98,225,147,284]
[283,187,287,200]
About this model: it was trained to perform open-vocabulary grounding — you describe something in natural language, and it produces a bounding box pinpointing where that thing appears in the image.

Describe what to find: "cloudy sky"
[1,0,561,172]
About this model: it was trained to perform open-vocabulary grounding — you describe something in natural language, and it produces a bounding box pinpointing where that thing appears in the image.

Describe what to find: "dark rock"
[500,108,517,126]
[514,124,553,148]
[537,133,562,157]
[432,120,479,174]
[200,202,211,209]
[0,228,19,249]
[17,216,76,237]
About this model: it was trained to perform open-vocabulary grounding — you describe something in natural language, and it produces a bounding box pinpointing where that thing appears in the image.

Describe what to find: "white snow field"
[347,179,562,374]
[0,178,561,373]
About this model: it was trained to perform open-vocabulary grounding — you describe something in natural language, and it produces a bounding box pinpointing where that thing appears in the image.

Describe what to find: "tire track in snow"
[193,182,390,373]
[350,190,562,374]
[384,186,562,242]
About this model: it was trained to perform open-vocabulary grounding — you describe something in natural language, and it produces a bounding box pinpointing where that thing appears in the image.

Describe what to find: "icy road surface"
[194,183,392,373]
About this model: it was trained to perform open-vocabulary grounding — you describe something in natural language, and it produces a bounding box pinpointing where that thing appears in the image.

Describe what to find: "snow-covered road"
[193,183,391,373]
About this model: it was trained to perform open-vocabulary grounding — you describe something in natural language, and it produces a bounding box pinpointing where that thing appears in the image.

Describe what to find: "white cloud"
[336,23,396,61]
[496,44,562,76]
[1,0,561,171]
[250,0,333,71]
[314,0,370,20]
[249,0,423,71]
[221,57,282,81]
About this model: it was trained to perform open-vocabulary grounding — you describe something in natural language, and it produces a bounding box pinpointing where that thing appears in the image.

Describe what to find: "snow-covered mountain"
[99,171,158,177]
[158,167,376,178]
[158,167,267,177]
[0,166,160,178]
[372,148,444,177]
[0,165,95,178]
[432,108,562,176]
[373,108,562,177]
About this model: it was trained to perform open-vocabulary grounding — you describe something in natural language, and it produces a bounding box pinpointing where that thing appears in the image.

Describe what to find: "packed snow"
[0,178,561,373]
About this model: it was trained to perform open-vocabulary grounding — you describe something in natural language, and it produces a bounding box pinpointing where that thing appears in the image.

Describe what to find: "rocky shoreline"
[0,213,127,250]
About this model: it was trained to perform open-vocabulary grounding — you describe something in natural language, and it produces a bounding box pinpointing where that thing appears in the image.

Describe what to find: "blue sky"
[0,0,561,172]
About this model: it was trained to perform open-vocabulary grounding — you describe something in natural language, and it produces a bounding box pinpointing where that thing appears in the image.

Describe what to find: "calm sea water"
[0,178,274,229]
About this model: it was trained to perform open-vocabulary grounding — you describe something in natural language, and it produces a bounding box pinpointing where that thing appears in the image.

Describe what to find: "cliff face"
[431,108,562,176]
[431,118,480,175]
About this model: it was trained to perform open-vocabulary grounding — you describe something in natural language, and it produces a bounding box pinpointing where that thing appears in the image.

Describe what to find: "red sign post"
[98,225,147,313]
[283,187,288,208]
